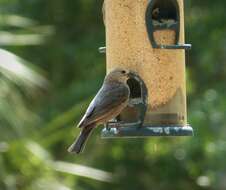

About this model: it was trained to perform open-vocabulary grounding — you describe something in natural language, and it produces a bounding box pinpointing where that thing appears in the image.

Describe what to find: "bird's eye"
[121,70,126,74]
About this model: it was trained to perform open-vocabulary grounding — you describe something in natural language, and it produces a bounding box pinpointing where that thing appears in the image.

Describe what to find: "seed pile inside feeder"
[104,0,187,125]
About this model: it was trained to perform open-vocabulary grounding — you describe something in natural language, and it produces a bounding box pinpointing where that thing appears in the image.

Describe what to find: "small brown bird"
[68,69,131,154]
[152,8,160,21]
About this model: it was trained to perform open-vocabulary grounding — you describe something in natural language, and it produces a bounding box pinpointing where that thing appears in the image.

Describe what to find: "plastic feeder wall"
[100,0,193,138]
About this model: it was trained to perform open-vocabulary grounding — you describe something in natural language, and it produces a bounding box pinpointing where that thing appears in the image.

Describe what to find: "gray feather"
[68,125,94,154]
[78,81,129,128]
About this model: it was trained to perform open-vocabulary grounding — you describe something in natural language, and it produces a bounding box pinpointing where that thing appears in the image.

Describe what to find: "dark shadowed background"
[0,0,226,190]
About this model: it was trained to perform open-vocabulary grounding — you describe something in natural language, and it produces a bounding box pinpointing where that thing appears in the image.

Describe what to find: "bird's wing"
[77,97,97,128]
[78,82,129,128]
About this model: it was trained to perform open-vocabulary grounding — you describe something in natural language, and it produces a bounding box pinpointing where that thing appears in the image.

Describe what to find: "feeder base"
[101,125,193,138]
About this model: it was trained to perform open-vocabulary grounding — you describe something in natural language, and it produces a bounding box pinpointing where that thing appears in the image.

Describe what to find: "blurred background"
[0,0,226,189]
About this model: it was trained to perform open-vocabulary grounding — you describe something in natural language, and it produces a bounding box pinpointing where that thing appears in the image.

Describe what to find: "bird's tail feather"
[68,125,94,154]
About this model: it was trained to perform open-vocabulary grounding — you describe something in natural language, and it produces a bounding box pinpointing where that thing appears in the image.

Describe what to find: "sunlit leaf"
[51,161,113,183]
[0,49,48,88]
[0,31,48,46]
[0,14,36,28]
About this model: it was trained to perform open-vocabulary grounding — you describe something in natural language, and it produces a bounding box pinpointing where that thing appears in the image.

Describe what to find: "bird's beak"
[127,72,134,78]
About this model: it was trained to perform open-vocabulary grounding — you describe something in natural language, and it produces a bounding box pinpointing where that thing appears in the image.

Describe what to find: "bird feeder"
[100,0,193,137]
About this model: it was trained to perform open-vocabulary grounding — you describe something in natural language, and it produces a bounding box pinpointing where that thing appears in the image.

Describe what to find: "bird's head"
[152,8,160,20]
[104,69,131,83]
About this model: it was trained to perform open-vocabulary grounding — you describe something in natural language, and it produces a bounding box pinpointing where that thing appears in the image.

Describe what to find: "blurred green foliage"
[0,0,226,189]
